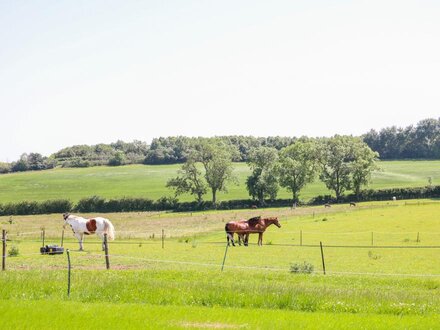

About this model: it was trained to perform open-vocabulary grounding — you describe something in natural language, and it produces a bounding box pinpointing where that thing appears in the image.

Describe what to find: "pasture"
[1,200,440,329]
[0,160,439,203]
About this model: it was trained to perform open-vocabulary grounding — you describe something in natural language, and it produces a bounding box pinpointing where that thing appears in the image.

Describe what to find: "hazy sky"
[1,0,439,162]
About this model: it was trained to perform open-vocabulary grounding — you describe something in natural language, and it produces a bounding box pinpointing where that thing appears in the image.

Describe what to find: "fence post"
[2,230,6,271]
[417,232,420,243]
[371,232,374,246]
[66,249,71,296]
[300,230,302,246]
[41,228,45,247]
[221,243,229,271]
[320,241,326,275]
[162,229,164,249]
[61,229,65,247]
[104,234,110,270]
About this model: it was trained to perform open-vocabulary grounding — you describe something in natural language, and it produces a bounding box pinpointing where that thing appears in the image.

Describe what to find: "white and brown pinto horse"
[63,213,115,251]
[225,216,281,246]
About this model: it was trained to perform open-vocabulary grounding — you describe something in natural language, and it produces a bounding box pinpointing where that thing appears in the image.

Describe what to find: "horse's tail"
[225,223,231,235]
[103,219,115,240]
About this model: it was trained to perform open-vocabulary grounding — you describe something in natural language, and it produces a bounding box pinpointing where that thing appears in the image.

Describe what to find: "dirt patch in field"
[178,321,249,329]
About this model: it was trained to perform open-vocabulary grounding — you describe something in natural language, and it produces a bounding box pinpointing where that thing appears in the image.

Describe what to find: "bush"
[290,261,314,274]
[39,199,72,214]
[8,245,19,257]
[76,196,106,212]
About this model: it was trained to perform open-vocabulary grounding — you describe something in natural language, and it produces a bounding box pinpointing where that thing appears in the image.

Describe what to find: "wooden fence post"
[2,230,6,271]
[162,229,164,249]
[371,232,374,246]
[41,228,45,247]
[320,241,326,275]
[66,249,71,296]
[61,229,65,247]
[104,234,110,270]
[221,243,229,271]
[417,232,420,243]
[300,230,302,246]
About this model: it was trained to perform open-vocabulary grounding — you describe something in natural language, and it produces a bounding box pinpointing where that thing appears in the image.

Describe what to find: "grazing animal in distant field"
[350,202,356,207]
[324,203,331,208]
[63,213,115,251]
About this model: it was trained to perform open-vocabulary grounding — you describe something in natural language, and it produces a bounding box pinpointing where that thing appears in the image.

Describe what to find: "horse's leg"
[258,233,262,246]
[227,232,234,246]
[98,233,105,251]
[244,233,249,246]
[238,233,242,246]
[228,232,235,246]
[76,233,84,251]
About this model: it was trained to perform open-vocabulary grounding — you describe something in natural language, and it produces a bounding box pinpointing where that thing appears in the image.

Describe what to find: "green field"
[1,160,440,204]
[1,201,440,328]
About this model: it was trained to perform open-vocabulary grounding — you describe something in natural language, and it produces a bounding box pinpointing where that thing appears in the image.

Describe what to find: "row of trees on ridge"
[166,136,378,204]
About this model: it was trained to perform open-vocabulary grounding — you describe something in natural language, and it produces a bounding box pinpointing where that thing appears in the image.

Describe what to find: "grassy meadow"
[1,201,440,328]
[0,160,440,204]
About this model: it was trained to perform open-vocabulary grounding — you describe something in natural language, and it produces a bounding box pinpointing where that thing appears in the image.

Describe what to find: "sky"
[1,0,439,162]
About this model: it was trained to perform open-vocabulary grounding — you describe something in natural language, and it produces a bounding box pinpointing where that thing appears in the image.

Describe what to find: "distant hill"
[0,160,439,204]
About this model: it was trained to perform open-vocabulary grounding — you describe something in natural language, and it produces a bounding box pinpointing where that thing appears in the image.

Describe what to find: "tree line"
[363,118,440,159]
[166,136,378,204]
[1,118,439,174]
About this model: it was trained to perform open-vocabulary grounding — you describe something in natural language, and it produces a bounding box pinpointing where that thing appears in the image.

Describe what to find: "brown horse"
[225,219,249,246]
[225,216,281,246]
[244,216,281,246]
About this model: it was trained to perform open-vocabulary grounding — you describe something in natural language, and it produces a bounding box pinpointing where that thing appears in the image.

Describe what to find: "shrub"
[8,245,19,257]
[290,261,314,274]
[76,196,106,212]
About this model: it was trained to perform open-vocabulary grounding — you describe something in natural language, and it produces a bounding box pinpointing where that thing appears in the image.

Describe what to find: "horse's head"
[269,217,281,228]
[62,213,70,228]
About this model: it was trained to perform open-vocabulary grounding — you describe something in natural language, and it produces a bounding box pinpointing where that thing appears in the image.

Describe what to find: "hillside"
[1,160,439,204]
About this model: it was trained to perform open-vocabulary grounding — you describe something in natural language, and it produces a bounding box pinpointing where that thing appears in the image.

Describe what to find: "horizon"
[1,1,439,162]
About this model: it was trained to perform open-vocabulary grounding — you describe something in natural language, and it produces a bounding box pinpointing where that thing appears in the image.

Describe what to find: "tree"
[166,158,207,203]
[108,151,126,166]
[245,147,279,205]
[11,154,29,172]
[319,136,378,201]
[351,142,379,198]
[278,140,318,203]
[195,139,237,205]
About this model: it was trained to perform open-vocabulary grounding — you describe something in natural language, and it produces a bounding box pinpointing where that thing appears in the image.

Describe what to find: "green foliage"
[319,136,378,200]
[166,159,207,203]
[195,139,237,204]
[363,118,440,159]
[278,140,319,202]
[246,147,279,205]
[108,151,126,166]
[290,261,314,274]
[76,196,106,213]
[0,162,11,173]
[7,245,19,257]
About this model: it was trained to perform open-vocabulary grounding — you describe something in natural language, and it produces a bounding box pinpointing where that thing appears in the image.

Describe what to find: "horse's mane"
[247,216,261,226]
[263,217,278,222]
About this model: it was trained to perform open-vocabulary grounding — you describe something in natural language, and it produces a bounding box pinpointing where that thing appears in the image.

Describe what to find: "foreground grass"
[2,202,440,328]
[0,160,439,203]
[2,300,439,330]
[1,269,439,315]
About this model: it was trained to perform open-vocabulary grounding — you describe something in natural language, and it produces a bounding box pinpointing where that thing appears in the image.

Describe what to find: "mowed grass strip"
[0,160,440,203]
[1,300,439,330]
